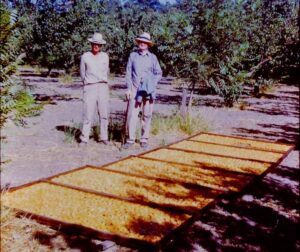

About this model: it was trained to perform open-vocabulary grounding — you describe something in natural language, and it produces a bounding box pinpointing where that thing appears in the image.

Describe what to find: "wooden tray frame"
[2,132,294,251]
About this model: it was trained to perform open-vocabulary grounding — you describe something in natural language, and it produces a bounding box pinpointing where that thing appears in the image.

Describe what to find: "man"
[123,32,162,149]
[79,32,109,145]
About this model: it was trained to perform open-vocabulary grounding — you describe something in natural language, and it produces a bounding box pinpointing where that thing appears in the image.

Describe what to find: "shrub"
[12,90,42,126]
[151,112,209,136]
[62,121,81,144]
[59,74,73,85]
[0,3,42,127]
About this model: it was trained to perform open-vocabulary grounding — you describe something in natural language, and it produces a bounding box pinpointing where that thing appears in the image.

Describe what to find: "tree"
[10,0,299,106]
[0,2,41,127]
[103,0,162,73]
[20,0,107,75]
[176,0,299,106]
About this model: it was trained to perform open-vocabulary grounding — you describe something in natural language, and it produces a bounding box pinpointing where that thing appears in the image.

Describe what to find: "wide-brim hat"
[135,32,153,45]
[88,32,106,45]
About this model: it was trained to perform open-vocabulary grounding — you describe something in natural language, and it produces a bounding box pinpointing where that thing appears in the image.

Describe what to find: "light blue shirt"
[125,50,162,91]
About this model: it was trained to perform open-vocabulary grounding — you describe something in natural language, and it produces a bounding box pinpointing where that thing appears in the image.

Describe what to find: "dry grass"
[151,112,210,136]
[238,101,249,110]
[33,65,42,75]
[63,121,81,144]
[0,204,54,252]
[59,74,73,85]
[259,81,276,94]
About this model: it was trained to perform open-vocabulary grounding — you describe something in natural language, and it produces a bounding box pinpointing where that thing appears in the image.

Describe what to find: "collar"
[138,50,150,56]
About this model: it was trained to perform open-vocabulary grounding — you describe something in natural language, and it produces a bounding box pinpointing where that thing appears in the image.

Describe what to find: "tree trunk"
[187,81,196,114]
[180,87,187,120]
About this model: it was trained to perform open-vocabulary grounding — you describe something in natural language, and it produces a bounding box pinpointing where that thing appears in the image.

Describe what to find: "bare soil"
[1,68,299,251]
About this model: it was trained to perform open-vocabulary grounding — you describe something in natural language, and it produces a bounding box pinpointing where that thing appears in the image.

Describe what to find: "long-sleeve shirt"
[80,51,109,85]
[125,50,162,91]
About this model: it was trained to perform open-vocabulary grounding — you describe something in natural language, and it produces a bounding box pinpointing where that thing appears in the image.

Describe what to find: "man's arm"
[152,55,162,86]
[125,54,134,90]
[80,55,86,83]
[125,54,134,99]
[106,54,110,79]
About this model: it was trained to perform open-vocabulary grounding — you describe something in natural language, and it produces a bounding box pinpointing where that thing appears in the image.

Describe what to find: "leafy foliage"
[11,0,300,106]
[29,0,107,74]
[183,0,299,106]
[103,0,162,72]
[0,2,42,127]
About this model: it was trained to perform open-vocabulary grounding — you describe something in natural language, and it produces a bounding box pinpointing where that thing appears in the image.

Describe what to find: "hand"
[125,90,132,100]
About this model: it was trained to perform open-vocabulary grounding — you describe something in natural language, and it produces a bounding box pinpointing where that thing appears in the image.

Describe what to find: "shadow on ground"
[56,125,81,142]
[243,100,299,118]
[33,231,103,251]
[162,162,300,252]
[55,111,126,143]
[234,122,299,149]
[30,159,299,251]
[34,94,80,105]
[162,85,299,251]
[242,87,299,118]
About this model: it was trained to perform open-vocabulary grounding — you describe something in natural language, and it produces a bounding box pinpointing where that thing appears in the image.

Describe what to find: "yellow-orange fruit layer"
[52,168,221,213]
[190,134,292,153]
[142,149,270,175]
[2,182,190,243]
[104,157,252,192]
[51,167,220,212]
[169,140,283,162]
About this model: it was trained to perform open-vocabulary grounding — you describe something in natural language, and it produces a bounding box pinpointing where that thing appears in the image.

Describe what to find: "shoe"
[101,140,109,145]
[140,142,148,149]
[122,142,134,149]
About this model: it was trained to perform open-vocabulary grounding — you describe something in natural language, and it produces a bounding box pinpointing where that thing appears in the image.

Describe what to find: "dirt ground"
[1,68,299,251]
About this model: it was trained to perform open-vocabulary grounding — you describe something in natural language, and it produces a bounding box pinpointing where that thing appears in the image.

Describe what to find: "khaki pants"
[80,83,109,143]
[127,89,154,144]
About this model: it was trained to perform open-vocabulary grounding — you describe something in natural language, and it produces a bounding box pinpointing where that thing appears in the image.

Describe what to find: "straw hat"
[135,32,153,45]
[88,33,106,45]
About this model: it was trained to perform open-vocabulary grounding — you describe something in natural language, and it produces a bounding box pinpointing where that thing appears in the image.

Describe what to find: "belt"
[85,81,108,85]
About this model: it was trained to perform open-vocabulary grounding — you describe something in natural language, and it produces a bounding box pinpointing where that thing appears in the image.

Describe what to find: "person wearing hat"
[123,32,162,149]
[79,32,109,145]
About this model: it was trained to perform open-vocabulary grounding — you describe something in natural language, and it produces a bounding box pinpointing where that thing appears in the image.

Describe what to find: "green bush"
[0,2,42,127]
[13,91,43,126]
